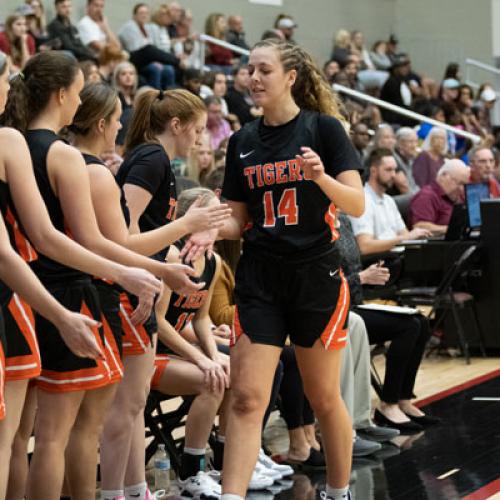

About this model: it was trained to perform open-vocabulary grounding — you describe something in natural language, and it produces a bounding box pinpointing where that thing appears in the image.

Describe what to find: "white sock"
[326,484,350,499]
[221,495,244,500]
[184,446,206,455]
[101,490,124,500]
[124,481,147,500]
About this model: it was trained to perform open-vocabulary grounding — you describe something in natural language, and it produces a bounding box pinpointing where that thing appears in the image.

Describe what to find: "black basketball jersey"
[25,129,88,285]
[0,179,38,305]
[157,249,216,356]
[82,153,130,227]
[222,110,360,257]
[115,143,177,261]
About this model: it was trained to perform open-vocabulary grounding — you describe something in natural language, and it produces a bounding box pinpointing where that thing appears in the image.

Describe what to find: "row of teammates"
[0,38,363,500]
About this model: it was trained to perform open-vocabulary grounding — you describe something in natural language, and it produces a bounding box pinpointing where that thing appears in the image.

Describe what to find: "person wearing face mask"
[409,160,471,235]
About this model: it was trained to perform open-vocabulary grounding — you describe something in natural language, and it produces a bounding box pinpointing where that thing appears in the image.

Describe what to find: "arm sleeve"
[348,195,374,236]
[318,115,362,177]
[209,263,236,327]
[409,190,437,227]
[221,133,247,202]
[123,148,167,196]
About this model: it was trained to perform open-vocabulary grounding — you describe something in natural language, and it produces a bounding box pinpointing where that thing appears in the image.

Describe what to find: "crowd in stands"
[0,1,499,498]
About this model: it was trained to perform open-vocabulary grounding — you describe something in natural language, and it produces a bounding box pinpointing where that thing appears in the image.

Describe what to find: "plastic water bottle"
[153,444,170,493]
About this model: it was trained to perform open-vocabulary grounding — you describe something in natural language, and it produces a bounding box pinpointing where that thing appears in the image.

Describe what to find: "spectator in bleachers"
[166,1,182,39]
[47,0,96,62]
[493,148,500,185]
[0,14,35,71]
[226,65,261,125]
[200,71,229,114]
[183,67,202,96]
[456,84,484,137]
[274,16,297,44]
[331,29,351,66]
[350,122,371,167]
[175,9,203,69]
[393,127,419,195]
[349,148,430,255]
[473,85,496,133]
[338,214,436,433]
[148,4,172,53]
[205,95,232,149]
[370,40,392,71]
[380,53,416,127]
[79,59,102,82]
[409,159,470,234]
[416,103,445,140]
[323,59,340,84]
[78,0,121,58]
[373,123,396,151]
[351,30,389,91]
[413,127,447,187]
[186,131,215,185]
[342,58,364,92]
[386,34,399,63]
[439,78,460,104]
[98,44,128,83]
[443,62,461,83]
[22,1,48,50]
[204,13,234,75]
[468,145,500,196]
[226,15,250,55]
[118,3,177,90]
[260,28,284,41]
[113,61,138,150]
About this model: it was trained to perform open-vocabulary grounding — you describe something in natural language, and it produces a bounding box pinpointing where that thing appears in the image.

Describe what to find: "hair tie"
[157,89,164,100]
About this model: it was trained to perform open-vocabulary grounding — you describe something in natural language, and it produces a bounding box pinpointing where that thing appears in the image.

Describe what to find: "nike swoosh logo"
[240,150,255,159]
[329,270,339,277]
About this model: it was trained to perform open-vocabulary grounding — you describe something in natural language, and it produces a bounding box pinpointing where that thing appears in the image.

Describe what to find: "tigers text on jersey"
[222,110,361,257]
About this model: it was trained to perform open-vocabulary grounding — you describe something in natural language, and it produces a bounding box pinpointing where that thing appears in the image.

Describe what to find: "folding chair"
[144,391,194,473]
[396,245,486,364]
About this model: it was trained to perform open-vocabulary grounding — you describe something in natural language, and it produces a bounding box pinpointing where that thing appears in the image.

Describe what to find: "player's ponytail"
[124,88,206,153]
[1,51,80,133]
[252,39,345,122]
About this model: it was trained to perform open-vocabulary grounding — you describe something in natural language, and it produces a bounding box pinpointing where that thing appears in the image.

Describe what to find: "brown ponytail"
[252,39,345,122]
[1,51,80,133]
[124,88,206,153]
[70,82,118,136]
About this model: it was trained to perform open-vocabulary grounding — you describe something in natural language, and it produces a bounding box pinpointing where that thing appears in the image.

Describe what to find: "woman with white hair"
[413,127,447,187]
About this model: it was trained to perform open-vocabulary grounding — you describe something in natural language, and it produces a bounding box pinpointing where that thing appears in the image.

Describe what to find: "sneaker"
[254,460,281,482]
[257,449,294,478]
[146,489,166,499]
[178,471,221,499]
[248,469,274,490]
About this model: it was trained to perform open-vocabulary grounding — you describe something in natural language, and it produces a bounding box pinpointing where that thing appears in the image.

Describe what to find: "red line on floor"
[462,477,500,499]
[416,369,500,408]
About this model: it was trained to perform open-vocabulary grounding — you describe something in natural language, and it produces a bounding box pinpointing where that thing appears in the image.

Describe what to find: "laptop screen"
[465,183,490,228]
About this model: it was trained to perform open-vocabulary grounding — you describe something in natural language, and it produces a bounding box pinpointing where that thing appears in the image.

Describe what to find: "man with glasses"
[409,159,470,235]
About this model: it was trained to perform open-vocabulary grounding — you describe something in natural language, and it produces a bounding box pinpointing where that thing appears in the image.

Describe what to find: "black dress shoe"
[374,409,424,434]
[404,413,442,426]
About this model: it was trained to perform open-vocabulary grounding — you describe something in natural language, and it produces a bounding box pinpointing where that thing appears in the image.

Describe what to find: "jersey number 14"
[263,188,298,227]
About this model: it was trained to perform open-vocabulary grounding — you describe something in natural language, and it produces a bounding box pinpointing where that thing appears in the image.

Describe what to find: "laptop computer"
[465,182,490,237]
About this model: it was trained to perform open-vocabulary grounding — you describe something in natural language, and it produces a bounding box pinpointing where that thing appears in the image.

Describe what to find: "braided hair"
[252,39,345,123]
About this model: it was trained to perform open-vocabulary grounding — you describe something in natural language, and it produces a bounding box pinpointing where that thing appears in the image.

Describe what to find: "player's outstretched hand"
[55,311,104,360]
[179,228,218,263]
[116,266,162,301]
[296,146,326,182]
[183,197,232,234]
[162,263,205,295]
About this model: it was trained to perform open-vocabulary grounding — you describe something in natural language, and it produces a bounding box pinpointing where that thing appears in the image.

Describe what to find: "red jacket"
[206,42,232,66]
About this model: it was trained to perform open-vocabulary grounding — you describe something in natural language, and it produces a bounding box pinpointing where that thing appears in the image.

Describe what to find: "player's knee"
[307,390,342,418]
[231,386,267,418]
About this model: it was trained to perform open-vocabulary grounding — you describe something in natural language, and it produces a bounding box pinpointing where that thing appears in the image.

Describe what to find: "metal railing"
[199,36,481,143]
